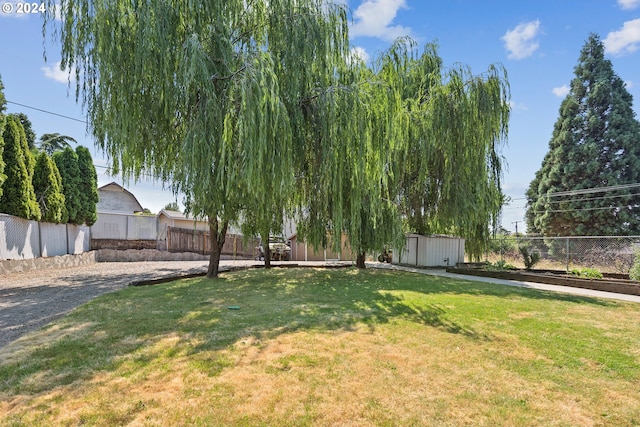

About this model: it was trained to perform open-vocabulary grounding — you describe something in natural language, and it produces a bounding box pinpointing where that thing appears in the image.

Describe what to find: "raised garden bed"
[446,266,640,296]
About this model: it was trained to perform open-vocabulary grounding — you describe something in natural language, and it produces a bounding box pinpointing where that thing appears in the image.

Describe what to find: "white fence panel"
[40,222,68,257]
[0,214,40,259]
[68,224,91,254]
[127,216,157,240]
[91,212,128,240]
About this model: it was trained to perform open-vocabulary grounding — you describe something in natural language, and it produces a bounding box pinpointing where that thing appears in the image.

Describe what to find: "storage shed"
[393,234,465,267]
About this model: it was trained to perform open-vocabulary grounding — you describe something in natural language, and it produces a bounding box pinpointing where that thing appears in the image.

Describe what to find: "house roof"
[158,209,207,222]
[98,182,144,212]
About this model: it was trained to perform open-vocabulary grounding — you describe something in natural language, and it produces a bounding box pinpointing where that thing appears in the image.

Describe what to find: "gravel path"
[0,260,258,349]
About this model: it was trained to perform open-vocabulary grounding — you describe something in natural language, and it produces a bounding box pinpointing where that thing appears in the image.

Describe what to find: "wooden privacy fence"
[166,226,258,258]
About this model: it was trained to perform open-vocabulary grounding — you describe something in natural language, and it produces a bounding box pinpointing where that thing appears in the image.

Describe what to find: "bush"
[570,268,603,279]
[519,246,540,270]
[630,249,640,282]
[485,260,518,271]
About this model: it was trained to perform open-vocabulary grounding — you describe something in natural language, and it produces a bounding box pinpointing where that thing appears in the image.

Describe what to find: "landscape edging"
[446,267,640,296]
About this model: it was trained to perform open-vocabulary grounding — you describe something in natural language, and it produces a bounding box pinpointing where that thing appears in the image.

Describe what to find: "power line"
[6,100,87,124]
[6,100,165,181]
[510,183,640,201]
[531,205,638,214]
[547,183,640,197]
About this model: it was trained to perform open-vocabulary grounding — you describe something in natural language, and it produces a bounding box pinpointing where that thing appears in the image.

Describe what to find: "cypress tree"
[0,75,6,198]
[0,116,41,220]
[11,113,37,151]
[33,152,67,223]
[526,33,640,236]
[53,147,83,224]
[75,146,98,226]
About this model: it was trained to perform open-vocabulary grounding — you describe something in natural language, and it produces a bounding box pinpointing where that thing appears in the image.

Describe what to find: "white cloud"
[42,61,74,83]
[604,19,640,56]
[625,80,634,89]
[351,46,370,63]
[552,85,570,97]
[618,0,640,10]
[349,0,412,42]
[501,20,541,60]
[508,100,528,111]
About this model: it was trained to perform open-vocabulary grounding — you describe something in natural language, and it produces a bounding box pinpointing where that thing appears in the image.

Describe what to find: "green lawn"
[1,267,640,426]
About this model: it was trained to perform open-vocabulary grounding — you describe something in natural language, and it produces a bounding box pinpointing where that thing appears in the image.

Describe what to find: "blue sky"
[1,0,640,232]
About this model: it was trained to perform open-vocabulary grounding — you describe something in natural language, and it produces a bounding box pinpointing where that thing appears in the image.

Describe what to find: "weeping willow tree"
[388,41,510,260]
[296,40,510,265]
[293,50,406,268]
[45,1,508,273]
[45,0,350,277]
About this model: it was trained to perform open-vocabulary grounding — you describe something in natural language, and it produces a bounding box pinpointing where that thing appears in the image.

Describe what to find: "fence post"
[565,237,570,272]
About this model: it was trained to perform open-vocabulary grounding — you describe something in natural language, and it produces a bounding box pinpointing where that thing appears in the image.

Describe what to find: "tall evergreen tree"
[75,146,98,226]
[11,113,37,151]
[53,147,83,224]
[526,33,640,236]
[0,116,41,220]
[0,75,6,198]
[33,152,67,223]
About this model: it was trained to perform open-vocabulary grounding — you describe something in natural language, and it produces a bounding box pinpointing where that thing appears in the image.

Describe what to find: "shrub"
[519,246,541,270]
[630,249,640,282]
[485,260,518,271]
[570,268,603,279]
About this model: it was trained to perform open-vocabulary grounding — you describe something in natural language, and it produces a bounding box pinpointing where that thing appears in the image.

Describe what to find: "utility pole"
[512,221,520,240]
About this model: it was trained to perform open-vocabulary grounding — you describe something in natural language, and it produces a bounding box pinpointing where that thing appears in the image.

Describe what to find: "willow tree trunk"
[356,252,366,269]
[207,217,228,278]
[261,231,271,269]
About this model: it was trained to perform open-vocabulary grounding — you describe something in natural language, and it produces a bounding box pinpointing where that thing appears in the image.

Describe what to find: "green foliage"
[44,0,509,275]
[33,152,67,223]
[489,229,519,257]
[526,34,640,236]
[570,267,603,279]
[485,260,518,271]
[11,113,36,151]
[519,246,541,270]
[0,75,5,198]
[53,147,83,224]
[163,202,180,212]
[38,133,76,156]
[0,116,41,220]
[630,249,640,282]
[75,146,98,226]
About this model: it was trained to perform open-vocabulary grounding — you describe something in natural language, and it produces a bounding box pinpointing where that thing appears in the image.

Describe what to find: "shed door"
[405,237,418,265]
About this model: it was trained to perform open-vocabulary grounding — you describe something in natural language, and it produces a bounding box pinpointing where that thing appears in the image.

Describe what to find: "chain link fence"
[487,235,640,274]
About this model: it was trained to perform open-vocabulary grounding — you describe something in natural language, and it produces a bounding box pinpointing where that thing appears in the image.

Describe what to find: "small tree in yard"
[519,246,541,271]
[33,152,67,223]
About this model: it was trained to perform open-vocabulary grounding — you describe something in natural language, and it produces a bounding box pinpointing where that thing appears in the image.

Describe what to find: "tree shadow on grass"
[0,266,623,398]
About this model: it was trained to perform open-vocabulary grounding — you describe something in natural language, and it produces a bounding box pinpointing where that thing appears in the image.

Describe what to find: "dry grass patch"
[1,267,640,426]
